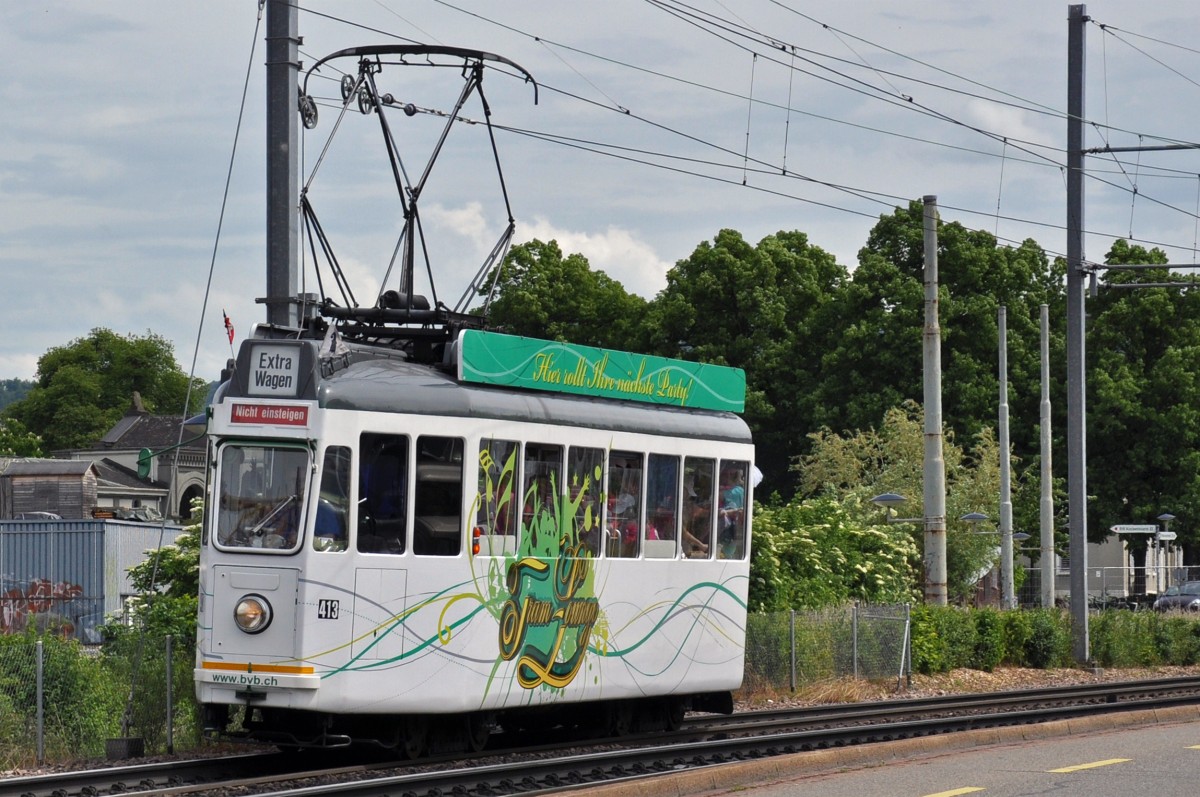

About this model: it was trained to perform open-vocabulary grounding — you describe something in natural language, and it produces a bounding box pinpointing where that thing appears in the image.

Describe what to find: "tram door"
[352,568,408,662]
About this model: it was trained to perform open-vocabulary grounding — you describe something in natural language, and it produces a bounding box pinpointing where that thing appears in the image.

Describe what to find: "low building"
[61,393,206,522]
[0,459,99,519]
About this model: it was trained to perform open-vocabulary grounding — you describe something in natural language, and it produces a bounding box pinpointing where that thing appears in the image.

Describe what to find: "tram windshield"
[215,444,310,551]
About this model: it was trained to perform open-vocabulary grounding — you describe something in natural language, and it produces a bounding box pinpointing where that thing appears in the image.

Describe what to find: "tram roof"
[317,356,753,444]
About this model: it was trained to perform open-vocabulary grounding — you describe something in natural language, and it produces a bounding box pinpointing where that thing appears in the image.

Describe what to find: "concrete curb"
[566,704,1200,796]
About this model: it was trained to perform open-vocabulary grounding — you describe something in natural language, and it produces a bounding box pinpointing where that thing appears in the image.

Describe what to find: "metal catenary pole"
[1040,304,1056,608]
[999,306,1015,609]
[1066,3,1090,664]
[922,195,947,605]
[265,0,300,327]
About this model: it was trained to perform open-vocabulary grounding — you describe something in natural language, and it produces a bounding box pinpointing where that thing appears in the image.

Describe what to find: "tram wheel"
[606,702,634,737]
[399,716,429,759]
[464,712,492,753]
[664,697,687,731]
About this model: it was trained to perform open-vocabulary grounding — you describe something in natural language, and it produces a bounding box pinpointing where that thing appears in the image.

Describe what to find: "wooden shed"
[0,460,99,520]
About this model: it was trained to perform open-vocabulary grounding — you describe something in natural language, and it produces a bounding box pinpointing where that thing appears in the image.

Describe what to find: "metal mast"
[923,195,947,606]
[1066,3,1090,664]
[265,0,299,328]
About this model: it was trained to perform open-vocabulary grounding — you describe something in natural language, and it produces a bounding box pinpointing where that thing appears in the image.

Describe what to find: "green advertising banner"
[457,330,745,413]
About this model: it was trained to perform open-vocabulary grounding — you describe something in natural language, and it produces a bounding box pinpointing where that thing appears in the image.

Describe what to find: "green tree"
[645,229,847,498]
[487,239,647,351]
[794,402,1008,603]
[812,201,1065,464]
[3,329,206,452]
[0,418,42,457]
[1086,240,1200,567]
[749,495,918,611]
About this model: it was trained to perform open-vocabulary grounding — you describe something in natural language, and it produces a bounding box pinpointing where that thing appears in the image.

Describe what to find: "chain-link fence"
[742,604,911,695]
[0,633,198,770]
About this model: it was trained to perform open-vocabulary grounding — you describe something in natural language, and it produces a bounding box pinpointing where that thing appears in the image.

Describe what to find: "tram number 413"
[317,599,340,620]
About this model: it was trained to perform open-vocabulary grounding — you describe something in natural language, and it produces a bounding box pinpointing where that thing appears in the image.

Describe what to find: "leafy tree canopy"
[487,239,647,351]
[812,201,1063,464]
[1086,240,1200,554]
[794,402,1010,603]
[645,228,846,497]
[0,418,43,457]
[3,328,206,452]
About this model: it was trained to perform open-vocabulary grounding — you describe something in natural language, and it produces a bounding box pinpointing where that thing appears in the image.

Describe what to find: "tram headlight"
[233,594,273,634]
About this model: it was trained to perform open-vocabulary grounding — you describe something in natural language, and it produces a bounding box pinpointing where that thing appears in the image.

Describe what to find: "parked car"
[1152,581,1200,612]
[14,511,62,520]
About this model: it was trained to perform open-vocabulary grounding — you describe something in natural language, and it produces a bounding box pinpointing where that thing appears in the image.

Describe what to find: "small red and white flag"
[223,310,235,344]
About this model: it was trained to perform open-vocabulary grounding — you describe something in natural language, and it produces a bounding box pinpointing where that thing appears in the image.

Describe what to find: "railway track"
[6,676,1200,797]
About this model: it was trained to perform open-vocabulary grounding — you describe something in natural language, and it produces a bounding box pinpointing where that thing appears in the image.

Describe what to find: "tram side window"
[645,454,680,559]
[683,457,715,559]
[568,446,604,557]
[358,433,408,555]
[717,460,749,560]
[414,436,464,556]
[605,451,643,558]
[522,443,562,547]
[314,445,351,552]
[475,438,519,556]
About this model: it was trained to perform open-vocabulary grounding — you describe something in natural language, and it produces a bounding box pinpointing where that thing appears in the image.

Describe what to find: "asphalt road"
[573,704,1200,797]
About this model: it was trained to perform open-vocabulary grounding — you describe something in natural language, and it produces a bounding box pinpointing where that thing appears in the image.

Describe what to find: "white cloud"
[517,217,674,299]
[0,354,39,381]
[964,100,1049,150]
[424,201,492,253]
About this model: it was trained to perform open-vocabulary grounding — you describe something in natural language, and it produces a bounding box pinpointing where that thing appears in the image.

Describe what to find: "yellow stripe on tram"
[1048,758,1131,773]
[201,661,314,675]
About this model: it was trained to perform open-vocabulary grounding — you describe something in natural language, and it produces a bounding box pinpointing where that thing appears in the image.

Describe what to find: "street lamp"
[870,493,923,523]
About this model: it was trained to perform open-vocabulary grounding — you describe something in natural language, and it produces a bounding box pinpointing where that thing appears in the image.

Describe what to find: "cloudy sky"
[2,1,1198,383]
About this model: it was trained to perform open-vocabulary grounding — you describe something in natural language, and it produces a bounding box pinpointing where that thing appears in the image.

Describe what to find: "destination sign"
[230,403,310,427]
[246,343,302,397]
[457,330,746,413]
[1110,524,1158,534]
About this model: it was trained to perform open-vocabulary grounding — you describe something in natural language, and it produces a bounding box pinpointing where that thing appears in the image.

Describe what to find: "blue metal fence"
[0,521,183,642]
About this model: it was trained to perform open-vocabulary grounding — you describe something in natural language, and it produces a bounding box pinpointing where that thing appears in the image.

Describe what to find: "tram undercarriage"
[202,691,733,757]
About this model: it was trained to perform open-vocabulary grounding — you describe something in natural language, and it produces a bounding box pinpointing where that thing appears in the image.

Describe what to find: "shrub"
[909,605,946,674]
[1023,608,1071,668]
[0,632,122,763]
[970,608,1005,672]
[1154,616,1200,665]
[1000,609,1034,666]
[1090,610,1159,667]
[934,607,977,671]
[910,605,977,674]
[101,634,199,753]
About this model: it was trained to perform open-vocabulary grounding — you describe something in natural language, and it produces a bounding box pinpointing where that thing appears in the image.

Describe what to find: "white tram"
[195,326,753,752]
